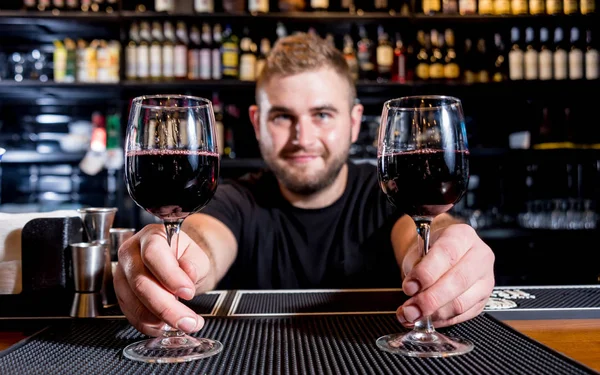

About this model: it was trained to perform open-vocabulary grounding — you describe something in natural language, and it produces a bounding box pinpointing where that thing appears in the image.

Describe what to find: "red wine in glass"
[126,150,219,220]
[378,149,470,217]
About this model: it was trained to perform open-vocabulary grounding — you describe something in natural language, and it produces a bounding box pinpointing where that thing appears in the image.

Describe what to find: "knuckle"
[413,264,437,288]
[132,275,148,294]
[156,305,175,322]
[451,296,467,316]
[438,241,460,267]
[418,290,442,316]
[452,267,471,292]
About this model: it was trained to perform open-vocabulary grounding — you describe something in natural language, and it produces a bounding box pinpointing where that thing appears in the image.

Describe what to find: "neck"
[279,164,348,209]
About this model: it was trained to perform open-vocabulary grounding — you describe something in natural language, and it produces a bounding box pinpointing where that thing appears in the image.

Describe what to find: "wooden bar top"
[1,318,599,372]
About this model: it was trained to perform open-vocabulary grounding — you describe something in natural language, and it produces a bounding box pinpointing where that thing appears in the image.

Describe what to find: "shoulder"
[347,160,378,187]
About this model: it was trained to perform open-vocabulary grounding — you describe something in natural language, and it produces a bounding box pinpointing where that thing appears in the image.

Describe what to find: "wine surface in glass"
[126,149,219,220]
[378,149,469,217]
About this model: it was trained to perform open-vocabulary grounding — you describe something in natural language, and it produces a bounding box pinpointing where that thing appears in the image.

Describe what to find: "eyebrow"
[267,105,339,115]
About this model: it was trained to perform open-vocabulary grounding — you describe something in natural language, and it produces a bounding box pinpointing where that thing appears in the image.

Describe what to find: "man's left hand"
[398,224,495,328]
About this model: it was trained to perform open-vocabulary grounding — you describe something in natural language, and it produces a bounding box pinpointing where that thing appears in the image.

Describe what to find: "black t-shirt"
[201,161,403,290]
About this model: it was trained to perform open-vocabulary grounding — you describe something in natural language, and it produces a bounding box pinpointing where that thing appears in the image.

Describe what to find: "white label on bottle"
[569,50,583,79]
[155,0,174,12]
[212,48,222,79]
[175,45,188,78]
[509,50,524,80]
[200,49,211,79]
[524,50,538,80]
[195,0,214,12]
[539,50,553,80]
[216,121,224,155]
[397,55,406,79]
[137,45,149,79]
[249,0,269,12]
[459,0,477,13]
[163,45,174,78]
[150,44,162,78]
[377,45,394,68]
[126,45,136,79]
[586,50,599,80]
[311,0,329,8]
[240,54,257,81]
[554,50,568,80]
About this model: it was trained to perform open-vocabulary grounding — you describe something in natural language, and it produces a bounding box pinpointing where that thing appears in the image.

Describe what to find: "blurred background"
[0,0,598,286]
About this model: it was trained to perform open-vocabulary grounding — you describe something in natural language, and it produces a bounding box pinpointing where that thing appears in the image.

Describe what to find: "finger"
[432,298,488,328]
[429,277,495,326]
[114,265,164,337]
[402,224,477,296]
[140,228,196,300]
[399,243,493,322]
[119,238,205,334]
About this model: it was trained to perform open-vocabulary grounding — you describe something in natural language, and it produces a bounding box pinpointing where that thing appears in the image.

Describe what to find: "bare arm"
[182,213,238,293]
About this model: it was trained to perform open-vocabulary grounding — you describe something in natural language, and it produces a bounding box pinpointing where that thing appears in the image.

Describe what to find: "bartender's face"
[249,68,363,195]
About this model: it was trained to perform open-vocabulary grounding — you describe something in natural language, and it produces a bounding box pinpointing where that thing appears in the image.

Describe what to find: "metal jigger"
[69,242,106,318]
[109,228,136,261]
[77,207,118,307]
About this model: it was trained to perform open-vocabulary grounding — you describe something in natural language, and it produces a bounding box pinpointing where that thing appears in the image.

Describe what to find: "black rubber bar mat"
[0,314,595,375]
[102,292,224,317]
[229,287,600,316]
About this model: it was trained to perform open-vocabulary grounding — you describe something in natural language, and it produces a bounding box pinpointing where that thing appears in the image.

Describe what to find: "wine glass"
[376,95,474,358]
[123,95,223,363]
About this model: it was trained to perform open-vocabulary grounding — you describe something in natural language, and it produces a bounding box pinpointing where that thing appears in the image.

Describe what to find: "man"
[114,33,495,337]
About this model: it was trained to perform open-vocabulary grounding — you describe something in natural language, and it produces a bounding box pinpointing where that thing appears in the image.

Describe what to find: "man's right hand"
[113,224,212,337]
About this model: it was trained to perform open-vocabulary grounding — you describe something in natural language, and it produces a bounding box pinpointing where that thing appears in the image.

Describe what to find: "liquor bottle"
[509,27,524,80]
[80,0,91,11]
[213,92,225,156]
[424,0,442,14]
[239,28,256,81]
[459,0,477,13]
[569,27,583,80]
[105,0,116,12]
[580,0,595,13]
[188,25,201,80]
[443,0,459,13]
[538,27,553,80]
[199,23,212,80]
[137,22,151,80]
[529,0,544,14]
[279,0,306,11]
[563,0,578,13]
[494,0,511,14]
[585,30,599,80]
[223,0,245,12]
[479,0,494,14]
[174,22,189,80]
[276,22,288,40]
[221,25,239,79]
[343,34,359,81]
[91,0,105,12]
[212,24,223,80]
[463,38,476,83]
[23,0,37,11]
[195,0,214,12]
[524,27,538,80]
[311,0,329,10]
[376,26,394,81]
[511,0,528,13]
[546,0,561,13]
[475,38,489,83]
[416,31,430,80]
[492,33,508,82]
[554,27,568,80]
[444,29,460,81]
[162,22,175,80]
[392,33,406,83]
[256,38,271,78]
[38,0,50,10]
[375,0,388,10]
[52,0,66,13]
[155,0,175,12]
[429,30,444,80]
[357,25,376,81]
[249,0,269,12]
[150,22,163,81]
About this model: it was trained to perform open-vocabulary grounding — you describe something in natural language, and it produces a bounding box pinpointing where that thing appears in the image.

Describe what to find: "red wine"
[126,150,219,220]
[378,149,469,217]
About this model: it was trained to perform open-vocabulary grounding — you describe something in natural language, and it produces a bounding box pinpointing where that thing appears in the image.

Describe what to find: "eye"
[314,112,332,121]
[272,114,293,126]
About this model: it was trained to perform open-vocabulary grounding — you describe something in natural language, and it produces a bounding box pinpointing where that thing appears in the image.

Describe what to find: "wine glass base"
[123,335,223,363]
[376,331,474,358]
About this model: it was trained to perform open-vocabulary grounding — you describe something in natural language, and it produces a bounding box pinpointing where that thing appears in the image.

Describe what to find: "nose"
[292,116,318,147]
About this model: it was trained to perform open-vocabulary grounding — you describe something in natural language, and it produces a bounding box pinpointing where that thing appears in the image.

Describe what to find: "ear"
[350,103,363,144]
[249,104,260,141]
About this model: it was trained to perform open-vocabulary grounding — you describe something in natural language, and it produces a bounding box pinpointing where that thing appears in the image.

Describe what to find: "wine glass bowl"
[376,95,473,358]
[123,95,223,363]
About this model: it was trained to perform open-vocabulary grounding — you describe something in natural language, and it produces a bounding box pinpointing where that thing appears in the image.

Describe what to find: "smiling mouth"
[284,155,320,163]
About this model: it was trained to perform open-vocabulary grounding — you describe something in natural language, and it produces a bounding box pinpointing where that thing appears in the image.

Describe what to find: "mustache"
[279,145,324,157]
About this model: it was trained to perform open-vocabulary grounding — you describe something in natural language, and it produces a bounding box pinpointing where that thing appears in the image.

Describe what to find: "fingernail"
[403,281,420,296]
[176,317,197,333]
[177,287,194,300]
[396,307,406,323]
[403,305,422,323]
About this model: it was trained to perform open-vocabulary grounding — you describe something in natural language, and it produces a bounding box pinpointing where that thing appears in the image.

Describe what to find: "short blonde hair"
[256,32,357,109]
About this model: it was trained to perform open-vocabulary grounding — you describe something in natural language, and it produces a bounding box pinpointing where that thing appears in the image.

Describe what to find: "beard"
[259,141,349,196]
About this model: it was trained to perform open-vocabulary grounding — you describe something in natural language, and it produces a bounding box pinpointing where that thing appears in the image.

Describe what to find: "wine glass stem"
[163,220,185,336]
[414,220,436,335]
